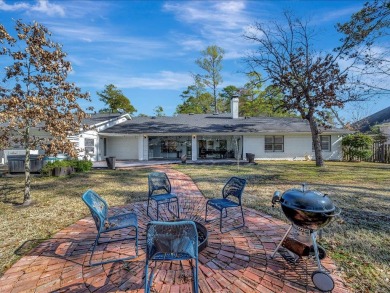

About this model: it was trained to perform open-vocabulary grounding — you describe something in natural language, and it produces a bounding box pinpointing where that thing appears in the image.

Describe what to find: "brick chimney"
[231,94,239,119]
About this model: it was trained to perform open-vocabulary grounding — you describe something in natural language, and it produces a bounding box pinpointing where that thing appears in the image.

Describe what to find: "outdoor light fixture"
[144,135,147,139]
[192,135,196,139]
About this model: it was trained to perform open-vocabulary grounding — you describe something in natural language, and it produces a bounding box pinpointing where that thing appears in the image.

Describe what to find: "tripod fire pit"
[195,221,208,252]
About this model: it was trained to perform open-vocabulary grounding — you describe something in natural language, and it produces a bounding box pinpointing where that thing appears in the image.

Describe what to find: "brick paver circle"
[0,167,350,292]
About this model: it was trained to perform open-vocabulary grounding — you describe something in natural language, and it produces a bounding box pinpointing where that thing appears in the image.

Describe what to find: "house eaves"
[83,113,131,133]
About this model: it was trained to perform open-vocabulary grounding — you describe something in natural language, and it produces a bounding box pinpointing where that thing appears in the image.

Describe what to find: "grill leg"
[311,231,322,271]
[271,225,293,258]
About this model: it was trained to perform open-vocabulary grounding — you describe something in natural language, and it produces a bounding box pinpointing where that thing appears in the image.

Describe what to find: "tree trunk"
[23,127,31,205]
[308,115,324,167]
[213,85,217,114]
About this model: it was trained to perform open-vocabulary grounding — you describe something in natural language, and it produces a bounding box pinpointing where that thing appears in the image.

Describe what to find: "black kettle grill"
[271,184,341,292]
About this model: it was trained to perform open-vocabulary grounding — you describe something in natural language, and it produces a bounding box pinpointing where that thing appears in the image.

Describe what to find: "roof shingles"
[101,113,347,135]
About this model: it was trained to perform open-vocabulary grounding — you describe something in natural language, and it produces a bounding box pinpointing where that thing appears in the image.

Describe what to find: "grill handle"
[272,191,281,208]
[324,206,341,217]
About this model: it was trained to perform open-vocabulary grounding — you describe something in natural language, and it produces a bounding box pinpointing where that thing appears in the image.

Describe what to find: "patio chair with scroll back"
[147,172,180,220]
[205,176,247,233]
[82,189,138,266]
[144,220,199,293]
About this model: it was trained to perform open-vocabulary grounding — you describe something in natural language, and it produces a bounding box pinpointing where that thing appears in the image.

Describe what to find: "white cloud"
[163,0,255,59]
[177,37,205,52]
[218,1,246,13]
[120,71,192,90]
[81,71,193,90]
[164,0,249,29]
[0,0,29,11]
[317,6,360,24]
[43,24,105,42]
[45,23,169,61]
[0,0,65,17]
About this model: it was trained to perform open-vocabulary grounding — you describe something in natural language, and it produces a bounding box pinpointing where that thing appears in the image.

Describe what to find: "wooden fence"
[370,142,390,163]
[342,142,390,163]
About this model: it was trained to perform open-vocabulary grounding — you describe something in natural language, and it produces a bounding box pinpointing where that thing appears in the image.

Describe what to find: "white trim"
[99,133,139,137]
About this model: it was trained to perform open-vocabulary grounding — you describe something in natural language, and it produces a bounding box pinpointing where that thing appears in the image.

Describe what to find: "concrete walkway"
[92,159,250,169]
[0,167,349,292]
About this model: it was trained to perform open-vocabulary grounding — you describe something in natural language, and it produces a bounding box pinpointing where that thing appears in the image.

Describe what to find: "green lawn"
[0,161,389,292]
[0,168,152,276]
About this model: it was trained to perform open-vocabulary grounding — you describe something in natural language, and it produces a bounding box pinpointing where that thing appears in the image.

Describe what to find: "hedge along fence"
[342,133,373,162]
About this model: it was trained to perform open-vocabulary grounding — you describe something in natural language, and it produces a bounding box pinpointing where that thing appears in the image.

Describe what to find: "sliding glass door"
[148,136,192,160]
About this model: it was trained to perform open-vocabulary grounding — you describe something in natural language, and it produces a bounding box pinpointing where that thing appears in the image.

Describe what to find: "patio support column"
[192,135,197,161]
[138,135,146,160]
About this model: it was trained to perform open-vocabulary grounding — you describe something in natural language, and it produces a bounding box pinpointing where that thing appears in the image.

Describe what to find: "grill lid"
[280,187,335,213]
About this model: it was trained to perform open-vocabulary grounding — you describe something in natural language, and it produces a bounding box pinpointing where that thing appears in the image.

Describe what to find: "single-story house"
[80,98,349,162]
[0,98,351,163]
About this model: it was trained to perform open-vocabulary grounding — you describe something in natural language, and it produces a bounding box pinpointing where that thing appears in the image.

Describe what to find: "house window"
[320,135,331,151]
[265,136,284,152]
[312,135,331,151]
[85,138,94,155]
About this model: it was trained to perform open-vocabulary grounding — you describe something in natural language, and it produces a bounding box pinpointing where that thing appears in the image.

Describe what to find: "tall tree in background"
[175,74,213,114]
[97,84,136,114]
[245,12,359,167]
[337,0,390,95]
[0,21,91,205]
[218,85,239,113]
[196,45,224,114]
[154,105,165,117]
[239,73,296,118]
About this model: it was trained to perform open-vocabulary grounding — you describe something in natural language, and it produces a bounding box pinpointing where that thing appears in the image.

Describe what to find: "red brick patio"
[0,168,350,292]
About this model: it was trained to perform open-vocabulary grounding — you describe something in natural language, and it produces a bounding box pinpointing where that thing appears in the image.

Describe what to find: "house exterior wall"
[79,131,98,161]
[127,133,343,161]
[105,136,138,160]
[243,134,343,161]
[81,114,132,161]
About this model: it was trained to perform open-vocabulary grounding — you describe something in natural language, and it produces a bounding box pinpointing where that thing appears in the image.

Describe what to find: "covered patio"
[0,168,349,292]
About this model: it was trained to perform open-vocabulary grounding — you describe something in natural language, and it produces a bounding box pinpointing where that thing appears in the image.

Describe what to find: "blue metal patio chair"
[144,220,198,293]
[82,189,138,266]
[147,172,180,220]
[205,177,247,233]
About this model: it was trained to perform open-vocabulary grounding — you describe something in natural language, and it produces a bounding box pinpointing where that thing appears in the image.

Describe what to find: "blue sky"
[0,0,385,121]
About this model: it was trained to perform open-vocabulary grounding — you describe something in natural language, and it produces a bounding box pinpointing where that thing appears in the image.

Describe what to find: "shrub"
[41,159,92,176]
[41,160,70,176]
[73,160,93,172]
[342,133,373,161]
